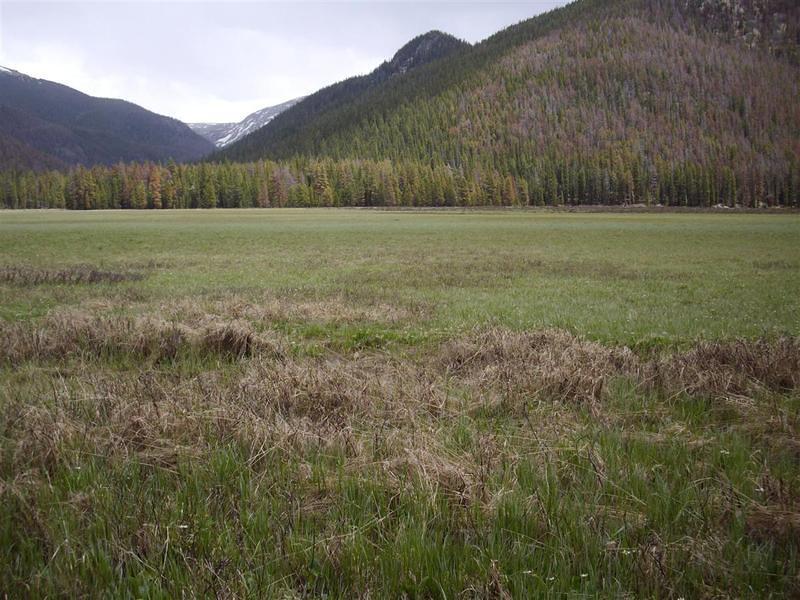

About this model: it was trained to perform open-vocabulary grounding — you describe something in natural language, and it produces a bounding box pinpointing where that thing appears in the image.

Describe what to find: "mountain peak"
[385,30,470,76]
[217,29,472,160]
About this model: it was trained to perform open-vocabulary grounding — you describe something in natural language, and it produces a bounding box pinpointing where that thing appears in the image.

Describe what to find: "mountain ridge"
[216,30,470,161]
[216,0,800,165]
[0,66,214,169]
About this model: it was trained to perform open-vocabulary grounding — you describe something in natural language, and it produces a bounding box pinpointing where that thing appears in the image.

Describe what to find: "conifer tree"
[149,167,162,209]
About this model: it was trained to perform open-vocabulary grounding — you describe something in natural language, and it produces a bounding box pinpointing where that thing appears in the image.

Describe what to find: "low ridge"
[0,67,214,169]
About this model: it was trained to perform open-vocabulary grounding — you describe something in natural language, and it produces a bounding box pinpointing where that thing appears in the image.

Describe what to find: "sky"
[0,0,567,124]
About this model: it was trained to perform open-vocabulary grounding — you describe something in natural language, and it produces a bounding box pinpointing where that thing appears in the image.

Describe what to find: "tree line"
[2,155,798,210]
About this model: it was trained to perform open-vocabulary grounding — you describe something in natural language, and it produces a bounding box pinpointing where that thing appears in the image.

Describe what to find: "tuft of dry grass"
[383,444,476,503]
[745,506,800,544]
[0,265,144,286]
[651,338,800,396]
[236,355,443,425]
[0,311,284,365]
[198,319,260,358]
[444,328,800,403]
[4,314,799,403]
[441,328,640,405]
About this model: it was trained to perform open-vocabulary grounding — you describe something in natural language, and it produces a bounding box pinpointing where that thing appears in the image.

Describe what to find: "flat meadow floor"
[1,209,799,597]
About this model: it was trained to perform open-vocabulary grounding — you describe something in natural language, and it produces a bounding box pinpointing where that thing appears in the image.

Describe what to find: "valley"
[1,0,799,596]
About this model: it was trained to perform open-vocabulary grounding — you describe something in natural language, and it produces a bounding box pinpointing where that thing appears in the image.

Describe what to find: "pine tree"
[149,167,162,209]
[131,180,147,209]
[199,165,217,208]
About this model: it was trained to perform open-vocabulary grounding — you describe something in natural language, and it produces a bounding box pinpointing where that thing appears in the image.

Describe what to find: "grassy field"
[1,209,799,597]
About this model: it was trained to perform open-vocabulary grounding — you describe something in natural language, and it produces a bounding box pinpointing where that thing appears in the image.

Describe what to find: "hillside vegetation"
[217,0,800,204]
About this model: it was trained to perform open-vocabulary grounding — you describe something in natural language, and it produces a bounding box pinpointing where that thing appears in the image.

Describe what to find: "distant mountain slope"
[0,66,214,169]
[0,124,67,171]
[189,97,304,148]
[217,30,470,161]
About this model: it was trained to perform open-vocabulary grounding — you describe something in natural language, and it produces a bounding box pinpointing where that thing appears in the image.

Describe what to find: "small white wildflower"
[720,450,730,455]
[547,576,555,582]
[581,573,588,578]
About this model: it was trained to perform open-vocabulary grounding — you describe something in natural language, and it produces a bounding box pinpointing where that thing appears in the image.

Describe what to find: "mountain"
[217,30,470,161]
[189,97,304,148]
[203,23,486,153]
[377,29,472,76]
[213,0,799,206]
[0,66,214,169]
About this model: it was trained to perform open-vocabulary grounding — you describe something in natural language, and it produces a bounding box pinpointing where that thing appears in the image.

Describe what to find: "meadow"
[1,209,799,597]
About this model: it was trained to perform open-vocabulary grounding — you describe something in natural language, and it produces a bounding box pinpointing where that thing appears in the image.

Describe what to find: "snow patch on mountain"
[189,96,304,148]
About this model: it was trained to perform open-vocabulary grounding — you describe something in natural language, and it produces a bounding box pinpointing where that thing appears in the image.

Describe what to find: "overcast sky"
[0,1,567,123]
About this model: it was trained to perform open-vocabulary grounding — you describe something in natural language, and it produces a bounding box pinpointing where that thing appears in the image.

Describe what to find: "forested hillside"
[217,30,469,162]
[219,0,800,164]
[680,0,800,62]
[210,0,799,207]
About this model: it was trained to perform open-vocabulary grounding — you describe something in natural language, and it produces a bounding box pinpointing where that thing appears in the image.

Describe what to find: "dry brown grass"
[3,313,799,402]
[650,337,800,396]
[2,314,799,503]
[6,372,218,473]
[0,265,144,286]
[745,506,800,544]
[441,329,640,406]
[744,471,800,544]
[2,364,501,513]
[0,311,284,365]
[443,328,800,404]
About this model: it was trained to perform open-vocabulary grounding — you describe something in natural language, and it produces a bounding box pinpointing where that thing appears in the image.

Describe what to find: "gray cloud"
[0,1,567,123]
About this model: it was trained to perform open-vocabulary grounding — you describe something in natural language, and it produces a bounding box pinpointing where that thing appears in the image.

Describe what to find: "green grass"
[1,209,798,343]
[1,209,799,597]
